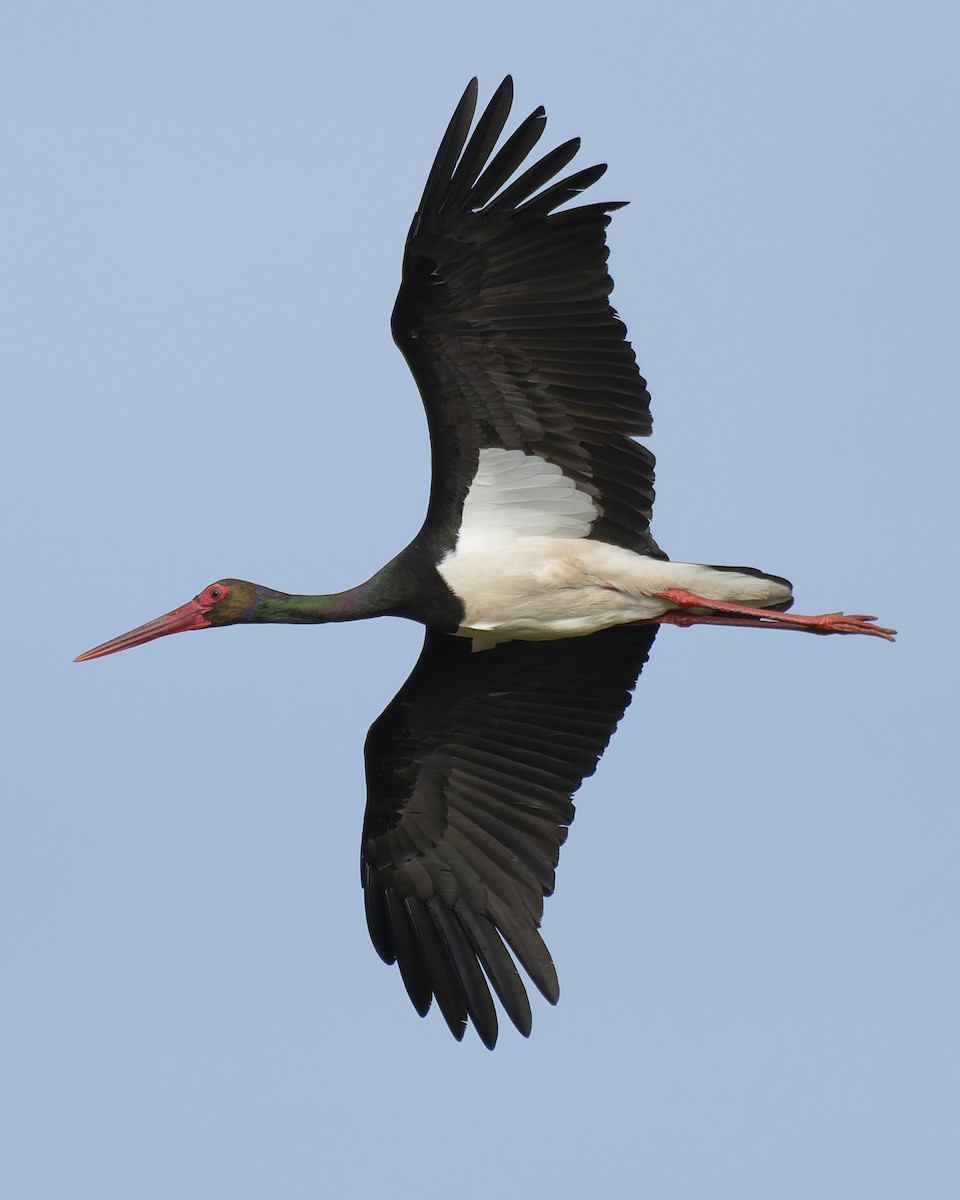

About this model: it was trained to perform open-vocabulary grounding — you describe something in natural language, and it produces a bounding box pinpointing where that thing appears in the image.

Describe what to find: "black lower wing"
[361,624,657,1047]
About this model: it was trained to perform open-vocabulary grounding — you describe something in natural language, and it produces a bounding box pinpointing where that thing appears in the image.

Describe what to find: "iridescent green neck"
[253,584,381,625]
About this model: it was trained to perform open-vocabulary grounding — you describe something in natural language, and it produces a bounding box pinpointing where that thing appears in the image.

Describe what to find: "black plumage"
[393,77,661,559]
[362,625,656,1047]
[352,78,664,1044]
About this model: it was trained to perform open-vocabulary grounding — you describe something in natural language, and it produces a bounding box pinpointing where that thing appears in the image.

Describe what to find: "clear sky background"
[3,3,958,1197]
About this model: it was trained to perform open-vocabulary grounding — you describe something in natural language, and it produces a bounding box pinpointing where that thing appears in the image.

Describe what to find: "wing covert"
[361,624,657,1047]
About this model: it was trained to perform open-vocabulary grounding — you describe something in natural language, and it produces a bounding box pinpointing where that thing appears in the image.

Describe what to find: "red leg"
[652,588,896,641]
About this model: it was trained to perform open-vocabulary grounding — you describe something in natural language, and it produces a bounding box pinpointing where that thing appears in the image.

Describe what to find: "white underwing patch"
[458,448,598,538]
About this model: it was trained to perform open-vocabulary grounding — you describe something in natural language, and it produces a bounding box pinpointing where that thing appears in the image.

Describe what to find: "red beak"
[74,597,211,662]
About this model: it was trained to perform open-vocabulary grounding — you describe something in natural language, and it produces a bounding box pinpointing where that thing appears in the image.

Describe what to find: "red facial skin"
[74,582,232,662]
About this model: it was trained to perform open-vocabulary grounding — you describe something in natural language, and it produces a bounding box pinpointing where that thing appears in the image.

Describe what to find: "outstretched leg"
[653,588,896,641]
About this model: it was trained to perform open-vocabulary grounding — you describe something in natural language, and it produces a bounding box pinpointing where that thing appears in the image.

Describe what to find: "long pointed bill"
[74,597,212,662]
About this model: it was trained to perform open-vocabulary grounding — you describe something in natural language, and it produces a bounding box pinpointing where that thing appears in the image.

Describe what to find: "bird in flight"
[76,78,894,1047]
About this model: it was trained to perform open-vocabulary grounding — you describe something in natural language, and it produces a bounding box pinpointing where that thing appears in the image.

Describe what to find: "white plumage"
[438,449,794,650]
[458,448,599,537]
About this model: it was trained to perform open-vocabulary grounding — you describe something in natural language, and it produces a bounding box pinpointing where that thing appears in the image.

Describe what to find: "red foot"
[653,589,896,641]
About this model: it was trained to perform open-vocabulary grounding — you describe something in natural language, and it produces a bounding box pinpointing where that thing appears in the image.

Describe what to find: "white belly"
[437,535,791,650]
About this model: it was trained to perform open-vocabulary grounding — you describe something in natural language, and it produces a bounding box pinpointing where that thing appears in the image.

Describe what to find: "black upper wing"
[361,624,657,1047]
[392,77,662,558]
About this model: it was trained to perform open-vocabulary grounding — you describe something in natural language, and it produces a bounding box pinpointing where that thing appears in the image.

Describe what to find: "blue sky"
[3,3,958,1197]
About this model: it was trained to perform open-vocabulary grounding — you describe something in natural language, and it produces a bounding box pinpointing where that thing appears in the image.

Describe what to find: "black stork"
[76,78,895,1048]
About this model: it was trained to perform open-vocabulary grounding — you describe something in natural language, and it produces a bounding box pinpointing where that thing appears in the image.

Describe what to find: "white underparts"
[438,448,793,650]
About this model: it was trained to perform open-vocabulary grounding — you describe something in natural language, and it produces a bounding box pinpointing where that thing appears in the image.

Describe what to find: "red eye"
[203,583,229,604]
